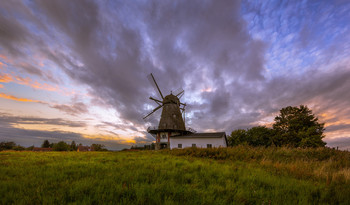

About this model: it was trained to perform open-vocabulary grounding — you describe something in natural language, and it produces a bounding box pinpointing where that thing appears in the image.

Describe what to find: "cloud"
[1,0,350,149]
[26,0,267,130]
[0,126,131,150]
[51,102,89,116]
[0,113,133,150]
[325,137,350,151]
[0,73,12,83]
[17,62,44,76]
[0,73,58,92]
[0,113,87,128]
[0,93,44,103]
[0,9,30,56]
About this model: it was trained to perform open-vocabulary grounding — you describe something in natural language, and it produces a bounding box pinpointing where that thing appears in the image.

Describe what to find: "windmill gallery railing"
[147,126,197,133]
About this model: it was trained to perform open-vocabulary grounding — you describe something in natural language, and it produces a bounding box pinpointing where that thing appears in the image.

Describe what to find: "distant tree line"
[0,140,107,151]
[0,141,26,151]
[41,140,77,151]
[128,143,155,150]
[227,105,326,148]
[41,140,108,151]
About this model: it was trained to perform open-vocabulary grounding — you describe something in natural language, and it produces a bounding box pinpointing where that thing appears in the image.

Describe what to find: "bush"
[91,144,108,151]
[0,141,16,151]
[53,141,70,151]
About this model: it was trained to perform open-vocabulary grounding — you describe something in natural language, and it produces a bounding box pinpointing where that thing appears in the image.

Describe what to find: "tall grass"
[0,148,349,204]
[165,146,350,182]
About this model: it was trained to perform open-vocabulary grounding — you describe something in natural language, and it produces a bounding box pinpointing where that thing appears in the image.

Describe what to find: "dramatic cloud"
[0,0,349,149]
[0,113,137,150]
[0,73,58,91]
[0,113,86,128]
[51,102,89,116]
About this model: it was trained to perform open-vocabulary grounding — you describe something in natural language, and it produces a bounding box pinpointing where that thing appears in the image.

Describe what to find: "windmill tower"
[144,73,194,150]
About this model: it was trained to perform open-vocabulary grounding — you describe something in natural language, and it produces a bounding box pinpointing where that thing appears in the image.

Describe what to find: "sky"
[1,0,350,150]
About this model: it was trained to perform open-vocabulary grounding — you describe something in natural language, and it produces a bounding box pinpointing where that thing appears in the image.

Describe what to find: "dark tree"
[41,140,50,148]
[246,126,274,147]
[228,127,274,147]
[70,141,77,151]
[91,144,107,151]
[272,105,326,147]
[53,141,70,151]
[0,141,16,151]
[13,145,25,151]
[227,129,247,146]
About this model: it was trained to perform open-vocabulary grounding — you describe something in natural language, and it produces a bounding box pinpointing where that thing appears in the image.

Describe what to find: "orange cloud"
[0,84,3,88]
[14,76,59,91]
[0,93,43,103]
[0,73,59,92]
[0,74,13,83]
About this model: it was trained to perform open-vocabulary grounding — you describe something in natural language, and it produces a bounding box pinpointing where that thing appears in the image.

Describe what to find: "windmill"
[144,73,193,149]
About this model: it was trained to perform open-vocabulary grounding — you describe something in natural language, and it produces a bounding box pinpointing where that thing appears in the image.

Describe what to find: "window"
[178,144,182,148]
[207,144,212,148]
[192,144,196,148]
[161,133,167,139]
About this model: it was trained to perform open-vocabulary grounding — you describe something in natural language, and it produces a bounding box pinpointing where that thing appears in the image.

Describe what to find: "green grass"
[0,148,349,204]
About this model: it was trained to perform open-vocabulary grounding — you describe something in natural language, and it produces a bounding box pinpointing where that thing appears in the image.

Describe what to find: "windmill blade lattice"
[143,104,163,119]
[147,73,164,100]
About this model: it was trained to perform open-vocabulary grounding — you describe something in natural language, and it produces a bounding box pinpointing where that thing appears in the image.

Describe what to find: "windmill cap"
[163,94,180,104]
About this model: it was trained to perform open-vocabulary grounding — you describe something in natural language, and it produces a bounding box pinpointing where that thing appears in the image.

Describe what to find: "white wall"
[159,132,168,143]
[169,137,226,150]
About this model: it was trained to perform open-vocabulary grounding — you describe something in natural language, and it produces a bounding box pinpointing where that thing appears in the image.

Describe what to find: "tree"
[70,141,77,151]
[228,127,274,147]
[91,144,107,151]
[13,145,25,151]
[272,105,326,147]
[245,126,274,147]
[0,141,16,151]
[227,129,247,146]
[41,140,50,148]
[53,141,70,151]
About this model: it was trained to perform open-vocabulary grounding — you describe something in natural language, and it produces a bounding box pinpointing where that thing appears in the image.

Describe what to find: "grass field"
[0,147,349,204]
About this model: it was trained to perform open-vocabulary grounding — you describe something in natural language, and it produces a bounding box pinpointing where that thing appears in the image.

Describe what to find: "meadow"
[0,147,349,204]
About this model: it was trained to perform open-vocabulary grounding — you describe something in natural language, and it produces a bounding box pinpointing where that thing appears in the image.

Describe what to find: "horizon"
[1,0,350,150]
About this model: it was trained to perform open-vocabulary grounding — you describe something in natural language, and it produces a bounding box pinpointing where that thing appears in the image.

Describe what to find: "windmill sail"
[147,73,164,100]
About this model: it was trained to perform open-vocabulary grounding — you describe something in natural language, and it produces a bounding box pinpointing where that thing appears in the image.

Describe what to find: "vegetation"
[1,140,107,152]
[0,141,25,151]
[41,140,51,148]
[129,143,155,150]
[228,105,326,148]
[273,105,326,147]
[1,147,349,204]
[70,141,77,151]
[91,143,108,151]
[53,141,71,151]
